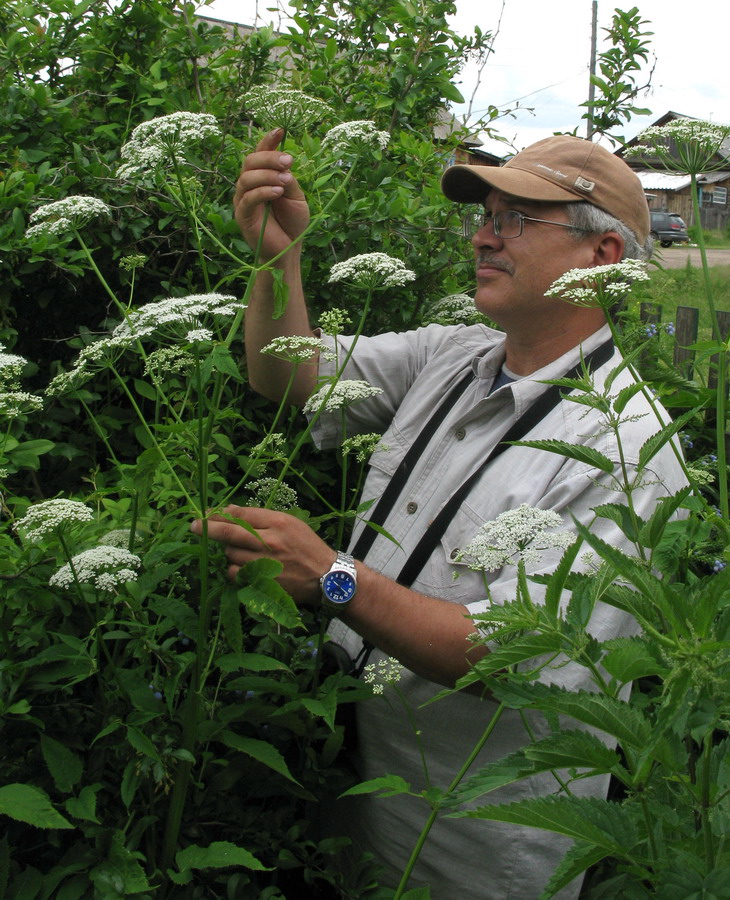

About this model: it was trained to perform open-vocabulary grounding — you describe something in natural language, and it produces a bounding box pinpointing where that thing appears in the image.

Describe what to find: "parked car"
[649,210,689,247]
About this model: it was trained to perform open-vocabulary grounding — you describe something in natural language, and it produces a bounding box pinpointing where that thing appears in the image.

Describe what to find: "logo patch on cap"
[574,176,595,193]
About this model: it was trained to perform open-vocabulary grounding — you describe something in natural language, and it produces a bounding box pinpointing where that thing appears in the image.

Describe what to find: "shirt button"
[406,501,418,514]
[455,427,466,440]
[450,548,460,560]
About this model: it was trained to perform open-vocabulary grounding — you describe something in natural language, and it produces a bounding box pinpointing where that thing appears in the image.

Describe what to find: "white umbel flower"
[26,196,112,240]
[627,119,730,174]
[242,86,333,132]
[50,546,142,591]
[322,121,390,154]
[328,253,416,289]
[363,656,403,695]
[303,379,383,414]
[545,260,649,308]
[17,499,94,541]
[117,111,221,179]
[458,504,572,572]
[260,335,335,363]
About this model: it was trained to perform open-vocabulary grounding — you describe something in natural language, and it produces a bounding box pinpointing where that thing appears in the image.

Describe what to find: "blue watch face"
[322,570,356,604]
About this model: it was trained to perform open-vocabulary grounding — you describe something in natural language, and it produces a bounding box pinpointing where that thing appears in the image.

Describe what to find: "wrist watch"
[320,551,357,614]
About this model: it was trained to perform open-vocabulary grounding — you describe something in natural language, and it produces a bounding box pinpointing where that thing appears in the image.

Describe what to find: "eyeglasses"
[462,208,577,240]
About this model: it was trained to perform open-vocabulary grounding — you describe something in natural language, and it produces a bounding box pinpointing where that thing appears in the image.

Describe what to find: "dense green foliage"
[1,2,729,899]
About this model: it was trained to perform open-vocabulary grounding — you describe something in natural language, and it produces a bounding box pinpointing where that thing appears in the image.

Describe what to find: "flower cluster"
[117,112,221,180]
[303,379,383,414]
[458,504,572,572]
[143,347,195,378]
[245,478,299,511]
[545,260,650,309]
[0,342,42,416]
[363,656,403,695]
[318,308,352,336]
[50,546,142,592]
[16,499,94,541]
[328,253,416,290]
[242,86,333,132]
[626,119,730,174]
[422,293,485,326]
[113,293,244,342]
[260,335,335,363]
[26,196,112,241]
[644,321,674,339]
[322,120,390,154]
[341,432,388,462]
[119,254,148,271]
[99,528,139,549]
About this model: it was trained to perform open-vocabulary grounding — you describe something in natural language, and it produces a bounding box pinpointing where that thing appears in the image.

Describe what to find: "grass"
[632,260,730,342]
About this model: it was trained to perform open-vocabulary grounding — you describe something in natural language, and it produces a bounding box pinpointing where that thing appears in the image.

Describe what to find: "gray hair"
[565,202,653,261]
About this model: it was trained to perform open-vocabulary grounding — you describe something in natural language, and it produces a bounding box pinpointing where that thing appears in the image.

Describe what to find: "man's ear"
[592,231,625,265]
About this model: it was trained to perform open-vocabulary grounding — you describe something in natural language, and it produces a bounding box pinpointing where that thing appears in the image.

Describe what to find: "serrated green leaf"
[462,795,637,854]
[125,726,161,763]
[0,784,73,829]
[509,439,614,473]
[220,731,300,784]
[340,774,412,798]
[639,486,692,549]
[637,408,698,472]
[602,636,669,682]
[40,735,83,794]
[593,502,642,542]
[65,784,101,823]
[209,345,243,381]
[175,841,271,873]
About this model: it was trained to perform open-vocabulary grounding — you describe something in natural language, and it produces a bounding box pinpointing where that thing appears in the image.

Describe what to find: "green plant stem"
[690,174,729,520]
[393,702,506,899]
[171,153,211,292]
[700,731,716,871]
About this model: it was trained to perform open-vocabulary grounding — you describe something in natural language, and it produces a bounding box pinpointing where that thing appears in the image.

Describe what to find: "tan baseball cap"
[441,135,650,243]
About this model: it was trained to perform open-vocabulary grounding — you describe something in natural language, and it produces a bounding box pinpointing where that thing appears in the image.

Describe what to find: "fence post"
[674,306,700,377]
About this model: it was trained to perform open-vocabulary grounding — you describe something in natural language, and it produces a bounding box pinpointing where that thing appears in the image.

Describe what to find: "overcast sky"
[201,0,729,153]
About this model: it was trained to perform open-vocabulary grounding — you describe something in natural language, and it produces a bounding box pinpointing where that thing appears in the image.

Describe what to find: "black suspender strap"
[349,368,474,561]
[395,336,615,587]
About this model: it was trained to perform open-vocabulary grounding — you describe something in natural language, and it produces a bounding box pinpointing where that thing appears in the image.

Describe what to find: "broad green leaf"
[602,636,669,682]
[40,735,83,793]
[509,439,614,473]
[612,381,646,415]
[220,584,243,653]
[637,408,698,472]
[216,652,290,673]
[639,486,692,549]
[340,774,412,798]
[469,634,564,679]
[271,267,290,319]
[543,841,611,896]
[237,559,300,629]
[65,784,100,823]
[0,784,73,830]
[175,841,271,873]
[125,726,161,763]
[593,502,642,542]
[220,731,300,784]
[209,345,243,381]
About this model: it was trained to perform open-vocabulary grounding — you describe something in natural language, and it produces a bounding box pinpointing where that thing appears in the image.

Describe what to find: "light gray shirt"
[311,322,687,899]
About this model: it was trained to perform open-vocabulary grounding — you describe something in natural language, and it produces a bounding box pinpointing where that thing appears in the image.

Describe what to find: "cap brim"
[441,165,581,205]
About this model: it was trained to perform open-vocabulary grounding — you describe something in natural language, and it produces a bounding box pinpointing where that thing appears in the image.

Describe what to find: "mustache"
[476,252,514,275]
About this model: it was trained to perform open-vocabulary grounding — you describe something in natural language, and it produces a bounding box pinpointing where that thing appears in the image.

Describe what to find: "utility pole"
[587,0,598,140]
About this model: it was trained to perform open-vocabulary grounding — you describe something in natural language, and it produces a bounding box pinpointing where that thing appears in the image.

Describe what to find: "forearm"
[340,563,488,688]
[244,247,318,405]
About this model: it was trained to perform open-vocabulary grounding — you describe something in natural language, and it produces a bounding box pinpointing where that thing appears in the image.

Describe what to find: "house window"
[713,187,727,205]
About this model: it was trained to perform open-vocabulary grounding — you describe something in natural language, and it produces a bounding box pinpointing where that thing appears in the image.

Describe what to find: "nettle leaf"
[175,841,271,874]
[271,267,290,319]
[463,795,638,854]
[220,584,244,653]
[593,502,643,542]
[543,840,611,897]
[340,774,412,798]
[612,380,646,415]
[509,439,614,473]
[637,408,698,472]
[220,731,301,785]
[0,784,73,830]
[639,486,692,549]
[469,634,564,679]
[40,735,83,794]
[490,681,651,749]
[602,636,669,683]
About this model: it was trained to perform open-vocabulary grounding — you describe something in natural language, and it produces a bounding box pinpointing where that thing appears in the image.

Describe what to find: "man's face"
[471,190,603,331]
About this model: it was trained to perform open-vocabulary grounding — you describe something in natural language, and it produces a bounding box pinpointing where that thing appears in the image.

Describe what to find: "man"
[197,133,686,897]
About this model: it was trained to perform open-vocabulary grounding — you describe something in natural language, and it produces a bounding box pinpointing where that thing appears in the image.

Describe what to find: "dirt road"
[654,246,730,269]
